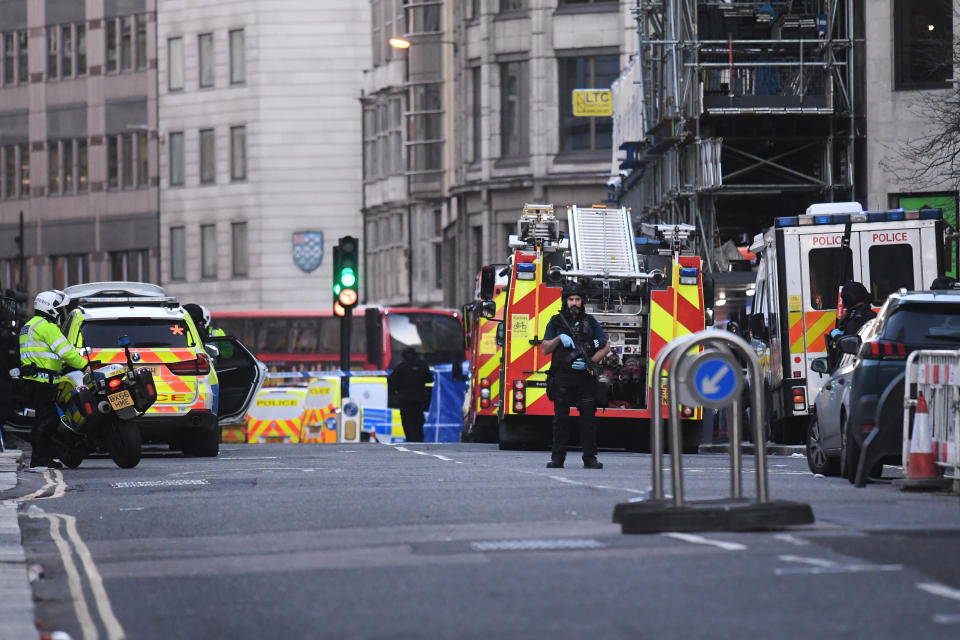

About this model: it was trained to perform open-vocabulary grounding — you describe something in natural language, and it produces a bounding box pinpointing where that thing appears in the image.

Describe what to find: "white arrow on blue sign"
[686,351,744,409]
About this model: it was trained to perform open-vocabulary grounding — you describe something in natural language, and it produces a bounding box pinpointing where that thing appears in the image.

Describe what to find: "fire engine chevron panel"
[463,266,508,442]
[493,203,706,450]
[750,202,949,443]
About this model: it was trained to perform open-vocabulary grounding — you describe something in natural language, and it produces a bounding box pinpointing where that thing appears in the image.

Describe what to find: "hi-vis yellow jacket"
[19,315,86,382]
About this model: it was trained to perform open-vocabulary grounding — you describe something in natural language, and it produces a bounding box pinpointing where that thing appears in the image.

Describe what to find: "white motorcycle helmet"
[34,289,69,323]
[200,304,211,329]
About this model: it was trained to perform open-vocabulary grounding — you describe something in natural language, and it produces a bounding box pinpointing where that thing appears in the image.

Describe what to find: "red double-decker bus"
[211,307,466,372]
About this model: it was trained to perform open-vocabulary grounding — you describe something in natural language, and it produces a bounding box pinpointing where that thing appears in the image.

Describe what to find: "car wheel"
[806,416,839,476]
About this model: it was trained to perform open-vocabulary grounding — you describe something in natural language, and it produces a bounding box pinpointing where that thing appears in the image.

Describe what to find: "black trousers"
[400,404,426,443]
[551,370,598,462]
[25,380,58,465]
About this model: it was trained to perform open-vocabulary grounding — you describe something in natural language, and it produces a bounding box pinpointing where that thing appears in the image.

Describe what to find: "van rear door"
[797,228,863,402]
[858,224,923,305]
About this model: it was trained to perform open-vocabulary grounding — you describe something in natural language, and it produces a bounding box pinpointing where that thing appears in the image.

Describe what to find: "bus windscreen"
[386,312,465,368]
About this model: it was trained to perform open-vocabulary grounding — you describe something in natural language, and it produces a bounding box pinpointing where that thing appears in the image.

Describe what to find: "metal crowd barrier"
[902,350,960,493]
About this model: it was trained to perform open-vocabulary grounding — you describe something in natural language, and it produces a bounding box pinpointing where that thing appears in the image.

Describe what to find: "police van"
[749,202,951,442]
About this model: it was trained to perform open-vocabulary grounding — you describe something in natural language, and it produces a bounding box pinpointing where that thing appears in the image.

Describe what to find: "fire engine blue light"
[775,216,798,228]
[516,263,536,272]
[679,267,698,278]
[920,208,942,220]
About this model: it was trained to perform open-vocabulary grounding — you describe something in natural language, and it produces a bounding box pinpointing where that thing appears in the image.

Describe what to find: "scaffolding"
[615,0,857,268]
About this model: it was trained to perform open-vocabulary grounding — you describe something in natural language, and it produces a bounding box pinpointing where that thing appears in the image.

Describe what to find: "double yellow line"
[19,469,126,640]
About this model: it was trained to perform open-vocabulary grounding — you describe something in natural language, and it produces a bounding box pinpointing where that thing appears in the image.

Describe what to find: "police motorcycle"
[13,335,157,469]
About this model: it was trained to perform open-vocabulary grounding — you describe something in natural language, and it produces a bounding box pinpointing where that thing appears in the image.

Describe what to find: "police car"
[8,282,265,456]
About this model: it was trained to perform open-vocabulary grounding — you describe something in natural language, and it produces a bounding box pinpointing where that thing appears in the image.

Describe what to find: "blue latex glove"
[559,334,575,348]
[571,358,587,371]
[829,328,842,339]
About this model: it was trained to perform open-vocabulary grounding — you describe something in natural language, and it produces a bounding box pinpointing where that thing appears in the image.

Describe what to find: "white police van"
[748,202,952,442]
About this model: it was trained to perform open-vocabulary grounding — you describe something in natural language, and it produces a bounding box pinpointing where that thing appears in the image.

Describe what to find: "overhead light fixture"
[715,298,727,307]
[928,24,936,31]
[389,37,411,49]
[745,287,756,297]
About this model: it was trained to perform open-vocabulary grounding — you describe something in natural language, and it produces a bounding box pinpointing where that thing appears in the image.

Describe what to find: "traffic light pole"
[340,306,351,400]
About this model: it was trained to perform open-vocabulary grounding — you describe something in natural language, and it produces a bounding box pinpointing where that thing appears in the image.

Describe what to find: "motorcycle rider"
[184,303,224,343]
[19,290,90,469]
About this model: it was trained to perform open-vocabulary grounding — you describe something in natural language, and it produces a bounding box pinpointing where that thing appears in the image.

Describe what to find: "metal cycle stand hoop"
[613,330,815,533]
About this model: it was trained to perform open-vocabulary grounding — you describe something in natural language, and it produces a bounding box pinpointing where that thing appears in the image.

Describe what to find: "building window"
[135,14,147,70]
[106,136,118,188]
[168,37,184,90]
[77,139,87,192]
[2,145,16,198]
[51,254,88,289]
[389,97,403,174]
[198,33,214,87]
[199,128,215,183]
[230,126,246,181]
[408,0,442,32]
[105,18,118,72]
[137,131,149,187]
[110,249,150,282]
[48,140,60,195]
[169,132,184,186]
[469,0,481,20]
[47,26,58,79]
[500,61,529,158]
[76,24,86,74]
[2,33,14,85]
[170,226,186,280]
[558,54,619,153]
[122,133,134,188]
[63,140,74,193]
[363,105,378,179]
[499,0,526,12]
[229,29,245,84]
[120,16,133,70]
[17,31,27,83]
[18,143,29,195]
[201,224,217,278]
[232,222,248,277]
[61,24,73,77]
[471,66,482,162]
[558,0,618,5]
[407,83,443,177]
[894,0,953,90]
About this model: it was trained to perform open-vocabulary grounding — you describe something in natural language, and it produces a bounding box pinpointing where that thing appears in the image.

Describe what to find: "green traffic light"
[340,267,357,288]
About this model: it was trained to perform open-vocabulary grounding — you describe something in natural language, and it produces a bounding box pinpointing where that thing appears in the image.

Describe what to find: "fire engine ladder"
[567,206,642,276]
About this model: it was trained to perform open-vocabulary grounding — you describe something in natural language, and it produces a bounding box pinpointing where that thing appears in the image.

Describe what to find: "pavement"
[0,445,40,640]
[699,441,807,456]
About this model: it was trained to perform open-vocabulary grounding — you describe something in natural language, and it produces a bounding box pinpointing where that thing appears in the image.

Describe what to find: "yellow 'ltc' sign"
[572,89,612,117]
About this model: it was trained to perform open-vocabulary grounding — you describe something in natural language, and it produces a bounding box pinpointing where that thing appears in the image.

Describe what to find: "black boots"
[546,459,564,468]
[583,457,603,469]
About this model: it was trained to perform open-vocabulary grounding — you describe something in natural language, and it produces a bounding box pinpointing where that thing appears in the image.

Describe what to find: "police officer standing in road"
[19,290,89,469]
[389,347,433,443]
[541,282,610,469]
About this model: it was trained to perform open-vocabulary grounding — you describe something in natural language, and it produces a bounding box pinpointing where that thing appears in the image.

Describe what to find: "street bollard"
[614,329,814,533]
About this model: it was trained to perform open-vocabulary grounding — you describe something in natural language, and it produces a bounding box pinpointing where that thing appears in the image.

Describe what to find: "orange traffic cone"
[906,394,937,480]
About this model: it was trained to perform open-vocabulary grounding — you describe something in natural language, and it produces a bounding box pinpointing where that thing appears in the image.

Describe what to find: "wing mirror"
[810,357,829,374]
[838,335,861,355]
[480,299,496,319]
[204,343,221,359]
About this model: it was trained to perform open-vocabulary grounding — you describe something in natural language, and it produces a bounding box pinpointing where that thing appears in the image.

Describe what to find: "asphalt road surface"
[8,443,960,639]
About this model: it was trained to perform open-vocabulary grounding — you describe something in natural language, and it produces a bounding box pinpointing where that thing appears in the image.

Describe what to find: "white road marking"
[411,450,429,456]
[779,555,837,568]
[43,513,99,640]
[662,533,747,551]
[394,446,410,452]
[774,563,902,576]
[112,479,209,488]
[773,534,810,546]
[227,456,279,460]
[472,538,604,551]
[917,582,960,601]
[64,513,125,639]
[119,507,145,512]
[933,614,960,624]
[432,454,453,461]
[549,475,587,486]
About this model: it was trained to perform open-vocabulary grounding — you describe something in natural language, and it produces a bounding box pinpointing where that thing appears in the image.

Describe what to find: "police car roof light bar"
[774,208,942,228]
[74,296,180,308]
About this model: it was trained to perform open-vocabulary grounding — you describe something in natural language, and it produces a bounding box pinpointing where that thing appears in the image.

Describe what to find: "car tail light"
[167,353,211,376]
[107,377,123,389]
[792,387,806,411]
[861,339,906,360]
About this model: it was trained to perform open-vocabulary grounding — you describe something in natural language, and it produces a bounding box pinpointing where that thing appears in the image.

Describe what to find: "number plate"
[140,365,161,377]
[108,390,135,410]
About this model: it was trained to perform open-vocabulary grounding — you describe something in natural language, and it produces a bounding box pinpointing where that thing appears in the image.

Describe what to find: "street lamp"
[389,37,411,49]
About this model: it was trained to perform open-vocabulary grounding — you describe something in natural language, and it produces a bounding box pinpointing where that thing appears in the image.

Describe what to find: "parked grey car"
[805,319,875,476]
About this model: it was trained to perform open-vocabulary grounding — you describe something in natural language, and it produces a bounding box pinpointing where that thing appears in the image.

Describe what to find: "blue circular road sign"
[685,350,743,409]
